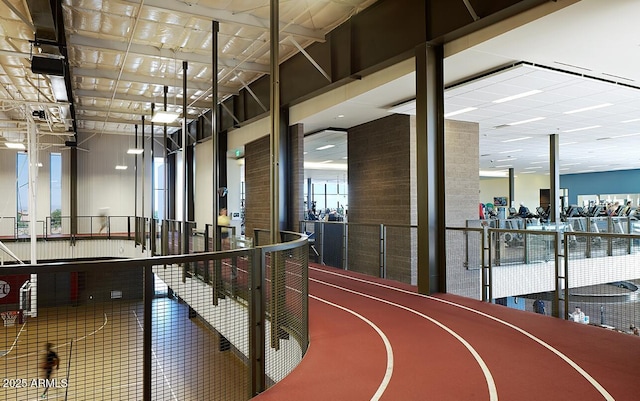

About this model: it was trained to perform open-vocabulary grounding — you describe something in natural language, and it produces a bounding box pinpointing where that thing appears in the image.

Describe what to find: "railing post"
[380,224,385,278]
[143,263,153,401]
[482,225,489,302]
[249,247,265,397]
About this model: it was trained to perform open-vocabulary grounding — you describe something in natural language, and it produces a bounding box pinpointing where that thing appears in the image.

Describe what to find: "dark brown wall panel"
[351,0,426,73]
[348,113,411,224]
[244,135,270,239]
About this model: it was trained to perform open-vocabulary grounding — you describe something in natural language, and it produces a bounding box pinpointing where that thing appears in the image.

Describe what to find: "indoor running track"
[252,263,640,401]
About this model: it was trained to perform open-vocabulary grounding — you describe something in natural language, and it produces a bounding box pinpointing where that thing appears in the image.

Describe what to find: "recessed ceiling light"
[507,117,545,126]
[444,107,477,118]
[337,114,345,118]
[115,165,128,170]
[501,136,532,143]
[493,89,542,104]
[563,103,612,114]
[562,125,601,133]
[316,144,335,151]
[611,132,640,138]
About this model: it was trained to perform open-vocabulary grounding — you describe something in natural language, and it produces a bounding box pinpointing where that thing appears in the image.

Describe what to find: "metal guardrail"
[0,224,309,400]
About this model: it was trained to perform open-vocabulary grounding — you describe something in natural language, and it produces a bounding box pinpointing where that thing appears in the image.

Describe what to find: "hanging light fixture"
[151,110,180,123]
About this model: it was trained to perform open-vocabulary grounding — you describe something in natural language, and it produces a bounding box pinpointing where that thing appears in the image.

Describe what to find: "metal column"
[415,42,446,295]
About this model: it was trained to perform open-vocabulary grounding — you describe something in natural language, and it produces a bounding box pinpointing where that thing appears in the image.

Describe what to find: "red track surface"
[252,264,640,401]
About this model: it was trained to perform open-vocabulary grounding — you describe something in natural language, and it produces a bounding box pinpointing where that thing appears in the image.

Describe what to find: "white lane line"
[311,277,498,401]
[311,266,615,401]
[0,320,28,358]
[310,294,394,401]
[132,310,179,401]
[4,313,108,361]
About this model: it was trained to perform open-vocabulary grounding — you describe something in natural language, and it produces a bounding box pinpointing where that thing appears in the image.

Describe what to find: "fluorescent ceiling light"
[304,162,347,171]
[525,166,542,169]
[562,125,600,133]
[563,103,612,114]
[498,149,523,154]
[501,136,531,143]
[320,160,334,164]
[493,90,542,104]
[611,132,640,138]
[496,158,516,162]
[115,165,128,170]
[621,118,640,123]
[495,164,512,168]
[151,110,180,123]
[127,148,144,155]
[316,144,335,151]
[479,170,508,177]
[49,75,68,102]
[520,171,536,174]
[507,117,545,126]
[444,107,477,118]
[5,142,25,149]
[559,142,577,145]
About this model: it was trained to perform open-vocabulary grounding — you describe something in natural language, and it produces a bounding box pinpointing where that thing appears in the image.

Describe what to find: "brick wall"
[444,119,481,298]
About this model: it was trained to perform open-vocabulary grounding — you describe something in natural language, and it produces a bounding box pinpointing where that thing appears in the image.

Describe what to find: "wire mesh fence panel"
[154,252,253,401]
[565,232,640,337]
[346,223,380,277]
[383,225,416,285]
[445,228,482,299]
[263,247,308,391]
[488,229,558,315]
[0,267,145,400]
[152,261,250,401]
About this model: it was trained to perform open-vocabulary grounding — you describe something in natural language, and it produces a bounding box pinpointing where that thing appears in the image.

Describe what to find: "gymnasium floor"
[0,297,247,401]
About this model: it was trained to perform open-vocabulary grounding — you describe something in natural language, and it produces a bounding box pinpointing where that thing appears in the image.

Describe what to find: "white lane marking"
[132,310,179,401]
[0,320,28,358]
[311,278,498,401]
[311,266,615,401]
[4,313,109,360]
[310,294,394,401]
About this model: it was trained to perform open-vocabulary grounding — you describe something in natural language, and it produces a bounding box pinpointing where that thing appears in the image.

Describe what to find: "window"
[16,153,29,234]
[50,153,62,233]
[154,157,165,220]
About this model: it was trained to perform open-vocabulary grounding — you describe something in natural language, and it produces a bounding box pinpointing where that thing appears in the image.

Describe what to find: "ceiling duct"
[31,55,64,76]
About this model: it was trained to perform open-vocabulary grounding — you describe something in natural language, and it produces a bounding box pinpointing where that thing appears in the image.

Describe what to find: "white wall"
[77,134,138,218]
[0,150,19,220]
[480,174,550,209]
[194,140,213,228]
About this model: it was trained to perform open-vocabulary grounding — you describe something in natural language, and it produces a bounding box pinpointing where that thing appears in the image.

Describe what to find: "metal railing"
[300,219,640,337]
[0,223,309,400]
